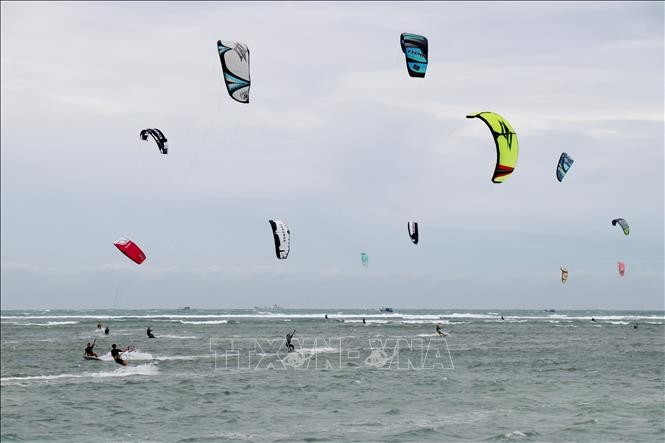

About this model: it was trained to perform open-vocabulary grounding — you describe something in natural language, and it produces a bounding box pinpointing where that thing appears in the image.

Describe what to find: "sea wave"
[1,364,158,385]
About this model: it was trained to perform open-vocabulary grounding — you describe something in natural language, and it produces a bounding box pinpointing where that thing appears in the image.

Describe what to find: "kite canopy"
[140,128,168,154]
[617,262,625,277]
[400,33,428,78]
[466,112,519,183]
[556,152,574,182]
[217,40,250,103]
[407,222,419,244]
[611,218,629,236]
[360,252,369,267]
[269,220,290,259]
[114,238,146,265]
[560,267,568,284]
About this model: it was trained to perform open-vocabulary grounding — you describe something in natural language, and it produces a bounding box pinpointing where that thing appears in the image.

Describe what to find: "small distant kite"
[407,222,419,244]
[114,238,146,265]
[268,220,290,259]
[400,33,428,78]
[617,262,625,277]
[360,252,369,267]
[560,267,569,284]
[556,152,574,182]
[611,218,629,236]
[140,128,168,154]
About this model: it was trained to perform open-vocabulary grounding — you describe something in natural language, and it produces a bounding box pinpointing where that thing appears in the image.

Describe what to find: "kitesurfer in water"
[110,344,129,366]
[147,327,155,338]
[436,324,447,336]
[325,314,328,320]
[591,317,596,322]
[362,318,366,325]
[634,324,638,329]
[104,326,110,335]
[286,330,296,352]
[84,339,97,357]
[501,315,505,320]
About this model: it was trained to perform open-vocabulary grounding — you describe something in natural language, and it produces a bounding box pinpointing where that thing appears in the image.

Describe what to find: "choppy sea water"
[1,309,664,442]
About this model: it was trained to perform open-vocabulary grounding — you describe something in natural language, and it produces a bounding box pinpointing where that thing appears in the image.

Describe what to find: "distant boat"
[179,306,191,311]
[379,307,394,313]
[543,309,556,313]
[254,304,284,312]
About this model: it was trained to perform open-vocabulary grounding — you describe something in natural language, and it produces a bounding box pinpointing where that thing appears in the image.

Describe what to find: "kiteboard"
[83,354,102,361]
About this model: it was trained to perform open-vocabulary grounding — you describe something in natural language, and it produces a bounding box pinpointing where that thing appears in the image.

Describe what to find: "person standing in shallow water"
[104,326,110,335]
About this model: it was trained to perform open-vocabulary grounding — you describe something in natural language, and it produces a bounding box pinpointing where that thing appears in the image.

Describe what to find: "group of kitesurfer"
[84,324,156,365]
[86,316,638,366]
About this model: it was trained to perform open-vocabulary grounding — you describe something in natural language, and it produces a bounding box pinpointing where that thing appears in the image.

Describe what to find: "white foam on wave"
[605,321,629,325]
[178,320,227,325]
[153,355,211,361]
[5,321,80,326]
[503,431,528,438]
[158,334,199,339]
[97,350,153,361]
[401,319,449,325]
[293,346,338,354]
[1,363,158,385]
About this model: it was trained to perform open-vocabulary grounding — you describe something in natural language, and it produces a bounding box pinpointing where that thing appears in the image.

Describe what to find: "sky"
[1,1,663,310]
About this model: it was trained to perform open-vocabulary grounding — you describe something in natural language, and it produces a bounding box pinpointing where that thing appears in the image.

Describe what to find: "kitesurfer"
[84,339,97,357]
[501,315,504,320]
[110,344,129,366]
[362,318,366,325]
[104,326,110,335]
[286,330,296,352]
[634,324,638,329]
[436,324,446,336]
[591,318,596,322]
[97,322,102,330]
[147,327,155,338]
[325,314,328,320]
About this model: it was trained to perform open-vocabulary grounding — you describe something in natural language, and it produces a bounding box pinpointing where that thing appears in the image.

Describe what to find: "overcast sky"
[1,2,663,310]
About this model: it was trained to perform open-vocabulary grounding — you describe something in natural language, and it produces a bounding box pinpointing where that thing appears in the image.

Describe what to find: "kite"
[407,222,419,244]
[269,220,290,259]
[140,128,168,154]
[217,40,250,103]
[114,238,146,265]
[556,152,574,182]
[400,33,428,78]
[466,112,519,183]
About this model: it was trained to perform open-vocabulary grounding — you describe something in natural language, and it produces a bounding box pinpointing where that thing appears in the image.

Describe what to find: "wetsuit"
[147,328,155,338]
[286,330,295,352]
[111,347,127,365]
[84,344,96,357]
[104,327,110,335]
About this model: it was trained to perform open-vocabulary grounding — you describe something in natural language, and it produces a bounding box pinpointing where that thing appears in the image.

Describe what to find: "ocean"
[1,309,664,442]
